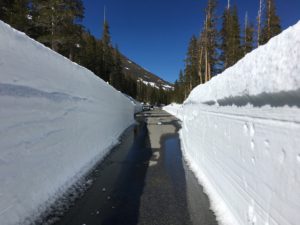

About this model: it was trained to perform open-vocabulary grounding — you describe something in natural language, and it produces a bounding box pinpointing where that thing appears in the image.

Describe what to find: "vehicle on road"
[142,105,151,111]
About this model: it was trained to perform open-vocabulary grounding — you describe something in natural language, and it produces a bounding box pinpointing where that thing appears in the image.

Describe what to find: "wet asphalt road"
[48,109,218,225]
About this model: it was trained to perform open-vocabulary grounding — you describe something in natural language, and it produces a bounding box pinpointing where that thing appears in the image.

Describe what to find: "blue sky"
[82,0,300,83]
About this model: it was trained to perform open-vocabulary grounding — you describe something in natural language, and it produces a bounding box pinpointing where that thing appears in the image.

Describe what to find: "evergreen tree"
[8,0,30,32]
[242,13,254,55]
[60,0,84,60]
[0,0,31,33]
[79,32,99,72]
[178,70,185,102]
[203,0,218,81]
[184,36,199,93]
[231,6,243,63]
[101,20,114,82]
[220,5,242,69]
[110,46,125,91]
[220,6,231,69]
[260,0,281,44]
[0,0,14,21]
[31,0,84,52]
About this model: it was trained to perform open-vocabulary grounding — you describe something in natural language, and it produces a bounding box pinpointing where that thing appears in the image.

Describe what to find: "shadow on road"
[47,110,217,225]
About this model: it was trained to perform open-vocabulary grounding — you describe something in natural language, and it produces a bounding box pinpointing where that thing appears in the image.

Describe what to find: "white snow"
[187,21,300,104]
[165,21,300,225]
[138,79,173,91]
[0,21,136,225]
[162,84,174,91]
[142,80,159,89]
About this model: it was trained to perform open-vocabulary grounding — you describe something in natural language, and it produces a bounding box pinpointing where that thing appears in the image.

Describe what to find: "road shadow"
[46,114,152,225]
[100,117,153,225]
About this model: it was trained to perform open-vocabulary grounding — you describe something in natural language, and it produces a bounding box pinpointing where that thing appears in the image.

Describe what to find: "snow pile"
[124,94,143,113]
[165,21,300,225]
[0,21,135,225]
[188,21,300,105]
[163,103,183,120]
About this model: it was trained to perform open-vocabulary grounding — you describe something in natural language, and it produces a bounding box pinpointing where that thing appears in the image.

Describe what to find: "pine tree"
[101,20,114,82]
[203,0,218,82]
[31,0,84,52]
[243,12,254,55]
[184,36,199,93]
[220,5,232,69]
[220,5,242,69]
[178,70,185,102]
[0,0,14,21]
[231,6,243,63]
[61,0,84,60]
[260,0,281,44]
[79,32,98,71]
[0,0,31,33]
[110,46,125,91]
[8,0,30,32]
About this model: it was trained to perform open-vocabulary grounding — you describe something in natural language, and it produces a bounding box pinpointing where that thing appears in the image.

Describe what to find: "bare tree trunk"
[208,60,211,81]
[51,12,54,50]
[198,46,203,84]
[204,13,209,83]
[257,0,263,46]
[267,0,271,40]
[205,48,208,83]
[69,49,73,61]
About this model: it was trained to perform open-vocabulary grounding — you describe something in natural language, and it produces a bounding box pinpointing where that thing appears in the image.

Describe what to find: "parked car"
[142,105,151,111]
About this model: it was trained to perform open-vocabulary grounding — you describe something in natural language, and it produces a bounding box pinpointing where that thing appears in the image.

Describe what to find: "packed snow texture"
[165,21,300,225]
[0,21,137,225]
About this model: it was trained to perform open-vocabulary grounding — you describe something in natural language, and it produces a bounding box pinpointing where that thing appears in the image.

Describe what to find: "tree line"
[172,0,281,103]
[0,0,172,105]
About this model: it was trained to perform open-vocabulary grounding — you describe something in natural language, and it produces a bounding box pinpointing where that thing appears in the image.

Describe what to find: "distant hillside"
[121,55,173,91]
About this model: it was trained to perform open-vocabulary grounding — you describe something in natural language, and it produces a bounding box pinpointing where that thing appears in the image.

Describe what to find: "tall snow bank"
[0,21,135,225]
[163,103,183,120]
[165,21,300,225]
[187,21,300,104]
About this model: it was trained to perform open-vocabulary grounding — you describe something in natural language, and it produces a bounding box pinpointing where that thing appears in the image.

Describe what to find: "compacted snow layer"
[0,21,136,225]
[165,21,300,225]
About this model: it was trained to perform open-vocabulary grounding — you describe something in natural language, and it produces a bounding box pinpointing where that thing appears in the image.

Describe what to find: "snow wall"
[165,21,300,225]
[0,21,138,225]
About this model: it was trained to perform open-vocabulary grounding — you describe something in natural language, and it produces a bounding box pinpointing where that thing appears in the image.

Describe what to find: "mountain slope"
[121,55,173,91]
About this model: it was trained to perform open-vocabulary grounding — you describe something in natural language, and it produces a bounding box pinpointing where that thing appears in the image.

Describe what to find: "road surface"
[44,110,218,225]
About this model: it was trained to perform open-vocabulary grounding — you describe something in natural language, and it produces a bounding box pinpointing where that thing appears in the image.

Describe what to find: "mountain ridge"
[121,54,173,91]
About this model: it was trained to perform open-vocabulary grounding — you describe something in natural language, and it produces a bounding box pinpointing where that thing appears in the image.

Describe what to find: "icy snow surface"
[165,21,300,225]
[0,21,136,225]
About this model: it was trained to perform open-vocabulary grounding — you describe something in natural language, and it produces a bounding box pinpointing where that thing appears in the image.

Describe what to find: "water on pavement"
[46,110,217,225]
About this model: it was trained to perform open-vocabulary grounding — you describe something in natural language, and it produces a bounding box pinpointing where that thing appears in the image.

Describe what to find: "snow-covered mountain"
[121,55,173,90]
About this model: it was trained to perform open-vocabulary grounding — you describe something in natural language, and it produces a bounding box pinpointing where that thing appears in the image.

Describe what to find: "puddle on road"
[45,111,217,225]
[163,134,218,225]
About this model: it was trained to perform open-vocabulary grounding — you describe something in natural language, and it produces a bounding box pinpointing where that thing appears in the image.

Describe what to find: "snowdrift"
[0,21,136,225]
[165,21,300,225]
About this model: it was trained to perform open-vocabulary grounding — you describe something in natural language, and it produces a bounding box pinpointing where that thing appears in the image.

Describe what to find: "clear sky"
[82,0,300,83]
